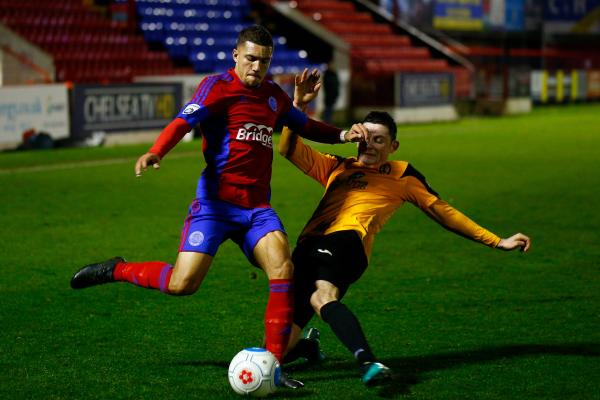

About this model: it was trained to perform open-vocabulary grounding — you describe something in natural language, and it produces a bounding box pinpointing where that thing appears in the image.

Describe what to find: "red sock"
[113,261,173,293]
[264,279,294,363]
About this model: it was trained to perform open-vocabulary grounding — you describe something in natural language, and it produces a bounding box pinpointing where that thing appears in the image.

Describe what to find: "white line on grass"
[0,152,198,175]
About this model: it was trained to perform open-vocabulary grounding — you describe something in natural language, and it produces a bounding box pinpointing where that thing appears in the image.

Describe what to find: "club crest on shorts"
[188,231,205,246]
[268,96,277,112]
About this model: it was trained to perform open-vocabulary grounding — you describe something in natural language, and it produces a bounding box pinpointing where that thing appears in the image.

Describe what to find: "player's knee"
[310,289,335,316]
[282,258,294,275]
[310,292,321,314]
[167,278,200,296]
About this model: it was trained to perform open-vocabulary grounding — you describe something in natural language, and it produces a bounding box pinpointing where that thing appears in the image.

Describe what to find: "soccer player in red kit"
[70,25,365,389]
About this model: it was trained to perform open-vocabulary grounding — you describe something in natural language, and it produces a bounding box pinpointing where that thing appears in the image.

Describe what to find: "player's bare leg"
[253,230,303,389]
[287,324,303,351]
[310,280,340,315]
[71,252,213,296]
[253,230,293,280]
[168,251,213,295]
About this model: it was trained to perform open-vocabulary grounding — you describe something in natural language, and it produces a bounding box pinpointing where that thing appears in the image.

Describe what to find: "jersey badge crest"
[182,104,200,115]
[268,96,277,112]
[379,163,392,175]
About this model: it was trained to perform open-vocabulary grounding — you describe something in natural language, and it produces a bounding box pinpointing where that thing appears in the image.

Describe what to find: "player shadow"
[171,343,600,397]
[295,342,600,398]
[175,360,229,368]
[171,360,317,398]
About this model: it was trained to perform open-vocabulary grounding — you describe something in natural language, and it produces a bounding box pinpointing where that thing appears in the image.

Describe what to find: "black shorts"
[292,230,368,328]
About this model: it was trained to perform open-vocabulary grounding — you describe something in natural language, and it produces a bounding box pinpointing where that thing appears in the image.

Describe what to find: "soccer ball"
[228,348,280,397]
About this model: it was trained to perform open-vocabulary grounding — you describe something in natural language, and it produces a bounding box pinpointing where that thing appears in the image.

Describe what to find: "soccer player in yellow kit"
[279,69,531,385]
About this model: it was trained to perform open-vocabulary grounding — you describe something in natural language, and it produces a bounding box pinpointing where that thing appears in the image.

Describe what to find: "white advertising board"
[0,84,70,144]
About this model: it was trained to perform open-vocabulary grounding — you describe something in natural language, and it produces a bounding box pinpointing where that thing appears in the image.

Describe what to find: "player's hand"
[344,123,370,143]
[497,233,531,252]
[294,68,321,110]
[135,152,161,177]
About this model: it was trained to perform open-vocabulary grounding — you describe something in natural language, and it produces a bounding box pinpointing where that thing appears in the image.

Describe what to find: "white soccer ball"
[228,348,280,397]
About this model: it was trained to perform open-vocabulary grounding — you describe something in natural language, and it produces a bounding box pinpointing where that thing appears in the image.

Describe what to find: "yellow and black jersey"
[287,136,500,259]
[287,137,440,259]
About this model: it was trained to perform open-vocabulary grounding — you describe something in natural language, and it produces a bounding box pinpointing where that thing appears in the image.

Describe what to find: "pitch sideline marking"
[0,151,198,175]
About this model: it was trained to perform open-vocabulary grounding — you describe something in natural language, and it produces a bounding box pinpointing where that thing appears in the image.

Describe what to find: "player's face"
[233,41,272,87]
[357,122,399,166]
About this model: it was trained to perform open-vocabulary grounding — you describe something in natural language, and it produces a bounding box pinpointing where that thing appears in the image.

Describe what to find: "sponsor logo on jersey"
[330,171,368,191]
[188,231,205,246]
[268,96,277,112]
[182,103,201,115]
[236,123,273,148]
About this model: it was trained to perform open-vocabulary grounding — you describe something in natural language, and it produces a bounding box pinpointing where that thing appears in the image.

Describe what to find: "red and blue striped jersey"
[167,68,342,208]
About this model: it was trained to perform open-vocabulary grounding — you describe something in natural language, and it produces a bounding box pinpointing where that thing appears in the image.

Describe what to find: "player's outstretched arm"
[425,200,531,252]
[497,233,531,252]
[344,123,370,143]
[294,68,369,143]
[287,68,343,145]
[280,68,322,157]
[294,68,321,111]
[135,152,161,177]
[134,118,191,177]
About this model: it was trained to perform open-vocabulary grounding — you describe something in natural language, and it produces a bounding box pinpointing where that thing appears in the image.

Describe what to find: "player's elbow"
[277,142,288,157]
[278,129,294,157]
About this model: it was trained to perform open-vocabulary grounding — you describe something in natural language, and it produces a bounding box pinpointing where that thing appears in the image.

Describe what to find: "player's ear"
[232,48,239,63]
[390,140,399,153]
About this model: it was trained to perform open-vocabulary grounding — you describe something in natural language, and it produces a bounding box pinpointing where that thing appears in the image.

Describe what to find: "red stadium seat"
[2,0,179,83]
[292,0,467,79]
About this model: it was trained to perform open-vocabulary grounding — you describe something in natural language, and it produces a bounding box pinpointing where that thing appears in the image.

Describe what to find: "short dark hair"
[236,25,273,48]
[363,111,397,141]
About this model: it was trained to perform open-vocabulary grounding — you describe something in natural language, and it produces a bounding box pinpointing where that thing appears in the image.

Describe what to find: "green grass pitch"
[1,104,599,399]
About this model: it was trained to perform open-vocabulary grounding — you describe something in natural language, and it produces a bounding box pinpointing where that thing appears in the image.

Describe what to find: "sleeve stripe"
[286,106,309,127]
[402,163,440,197]
[191,72,232,105]
[192,76,218,105]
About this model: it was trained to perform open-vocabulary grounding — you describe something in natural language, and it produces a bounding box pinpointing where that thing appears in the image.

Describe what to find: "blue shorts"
[179,198,286,266]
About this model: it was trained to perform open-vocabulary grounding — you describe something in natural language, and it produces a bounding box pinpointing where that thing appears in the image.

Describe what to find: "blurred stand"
[322,61,340,124]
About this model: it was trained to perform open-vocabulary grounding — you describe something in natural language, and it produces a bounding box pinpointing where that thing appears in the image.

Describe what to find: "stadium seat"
[292,0,468,84]
[2,0,184,82]
[136,0,314,75]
